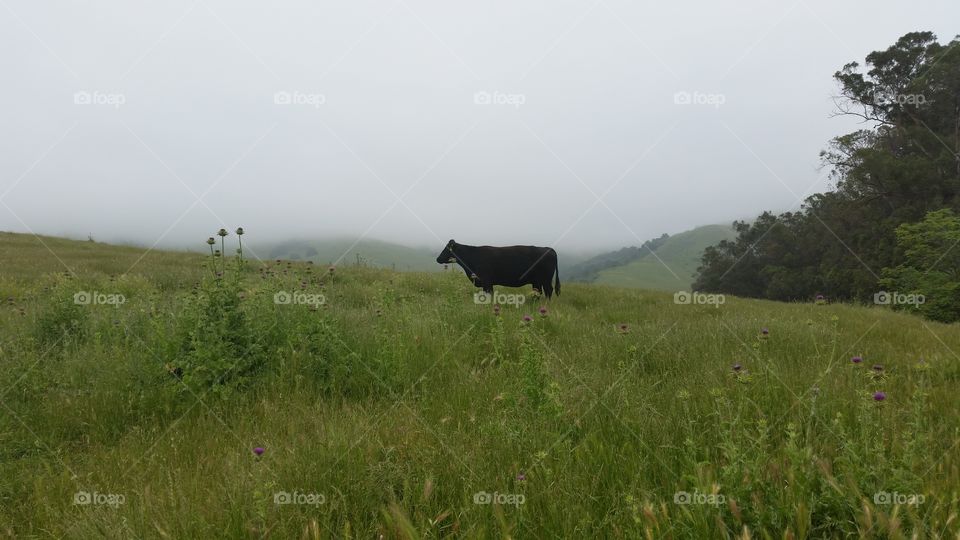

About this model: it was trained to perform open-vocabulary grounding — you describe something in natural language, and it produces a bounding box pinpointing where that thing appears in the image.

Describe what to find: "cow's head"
[435,239,458,264]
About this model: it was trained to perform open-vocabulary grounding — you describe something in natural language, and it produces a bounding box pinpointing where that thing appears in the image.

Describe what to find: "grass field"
[2,232,960,538]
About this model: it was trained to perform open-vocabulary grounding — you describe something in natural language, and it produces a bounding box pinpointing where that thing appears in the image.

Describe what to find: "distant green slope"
[255,238,439,271]
[594,225,736,291]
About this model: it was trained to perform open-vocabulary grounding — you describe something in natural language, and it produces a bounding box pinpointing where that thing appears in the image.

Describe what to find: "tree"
[880,209,960,322]
[694,32,960,306]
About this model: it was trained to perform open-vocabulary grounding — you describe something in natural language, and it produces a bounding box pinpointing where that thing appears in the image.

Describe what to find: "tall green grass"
[1,232,959,538]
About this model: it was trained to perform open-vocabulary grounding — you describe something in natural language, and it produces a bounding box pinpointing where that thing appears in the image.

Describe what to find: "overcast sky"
[1,0,957,253]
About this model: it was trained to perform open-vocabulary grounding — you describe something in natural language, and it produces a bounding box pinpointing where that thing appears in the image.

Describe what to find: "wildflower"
[872,364,883,372]
[206,237,215,246]
[235,227,244,236]
[851,356,863,364]
[873,391,886,402]
[516,472,526,482]
[328,266,335,274]
[732,363,742,372]
[253,447,265,456]
[493,304,501,316]
[217,228,228,237]
[539,306,548,317]
[617,323,629,334]
[522,314,532,323]
[815,294,827,305]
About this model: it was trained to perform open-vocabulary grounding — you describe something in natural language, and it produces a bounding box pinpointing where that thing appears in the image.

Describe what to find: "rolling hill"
[565,224,736,291]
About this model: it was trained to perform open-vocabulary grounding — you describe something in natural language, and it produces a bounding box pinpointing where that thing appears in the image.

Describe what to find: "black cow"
[435,239,561,298]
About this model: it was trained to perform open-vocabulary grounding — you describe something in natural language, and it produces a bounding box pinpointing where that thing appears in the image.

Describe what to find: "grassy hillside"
[257,238,440,272]
[2,232,960,537]
[595,224,736,291]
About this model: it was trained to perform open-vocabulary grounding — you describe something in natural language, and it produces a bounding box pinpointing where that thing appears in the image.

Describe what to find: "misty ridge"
[8,1,953,254]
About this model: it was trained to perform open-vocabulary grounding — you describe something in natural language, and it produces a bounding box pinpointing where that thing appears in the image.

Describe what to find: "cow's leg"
[542,281,553,299]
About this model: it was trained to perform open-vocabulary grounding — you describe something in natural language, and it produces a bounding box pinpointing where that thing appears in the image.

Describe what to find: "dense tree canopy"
[694,32,960,316]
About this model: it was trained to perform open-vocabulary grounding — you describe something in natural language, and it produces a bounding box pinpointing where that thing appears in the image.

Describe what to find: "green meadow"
[1,231,959,538]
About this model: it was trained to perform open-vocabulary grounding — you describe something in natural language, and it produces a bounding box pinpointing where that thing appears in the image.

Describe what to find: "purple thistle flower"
[761,328,769,335]
[872,364,883,372]
[873,391,886,402]
[253,447,264,456]
[516,472,526,482]
[732,363,743,372]
[539,306,548,317]
[522,314,532,323]
[617,323,629,334]
[851,356,863,364]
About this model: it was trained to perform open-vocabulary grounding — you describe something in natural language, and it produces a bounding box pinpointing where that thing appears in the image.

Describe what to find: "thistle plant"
[217,228,229,275]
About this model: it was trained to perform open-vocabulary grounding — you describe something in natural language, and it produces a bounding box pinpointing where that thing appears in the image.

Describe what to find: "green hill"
[2,231,958,537]
[595,224,736,290]
[566,225,736,291]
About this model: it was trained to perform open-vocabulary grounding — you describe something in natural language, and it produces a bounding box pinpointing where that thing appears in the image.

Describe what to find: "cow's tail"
[554,259,561,297]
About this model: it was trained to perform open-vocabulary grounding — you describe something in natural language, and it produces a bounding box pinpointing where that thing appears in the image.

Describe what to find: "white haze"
[1,0,957,255]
